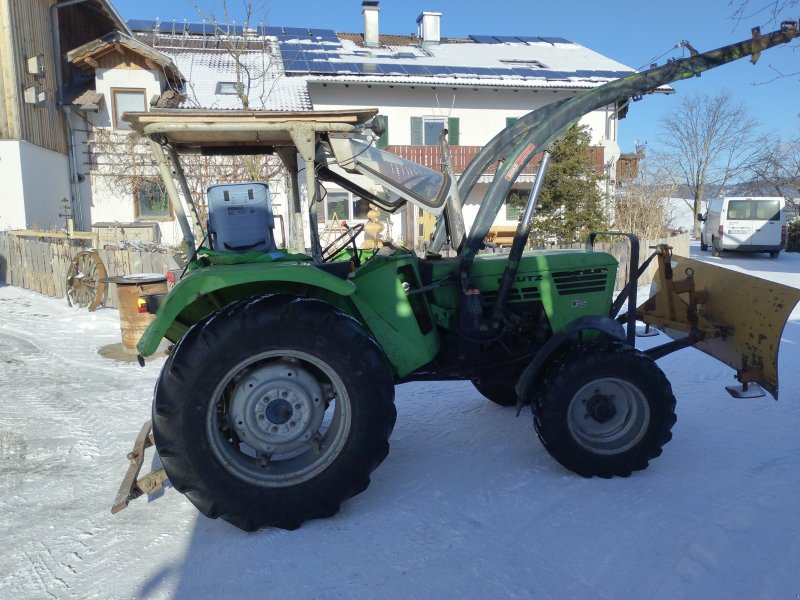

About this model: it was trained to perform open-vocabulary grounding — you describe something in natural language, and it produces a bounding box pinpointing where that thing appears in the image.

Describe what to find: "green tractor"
[114,23,800,530]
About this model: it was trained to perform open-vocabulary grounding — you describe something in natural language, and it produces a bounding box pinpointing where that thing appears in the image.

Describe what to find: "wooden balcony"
[385,145,607,177]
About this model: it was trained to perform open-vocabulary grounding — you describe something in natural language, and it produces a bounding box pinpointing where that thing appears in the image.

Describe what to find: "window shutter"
[410,116,423,145]
[447,117,460,145]
[377,116,389,148]
[506,117,518,128]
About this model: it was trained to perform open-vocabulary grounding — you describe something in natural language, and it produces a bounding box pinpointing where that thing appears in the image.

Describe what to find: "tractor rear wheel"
[529,342,676,478]
[152,295,396,531]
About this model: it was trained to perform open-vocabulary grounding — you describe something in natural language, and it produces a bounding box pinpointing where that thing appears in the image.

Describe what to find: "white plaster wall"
[19,141,71,230]
[93,68,163,129]
[0,140,69,231]
[309,83,618,148]
[0,141,25,231]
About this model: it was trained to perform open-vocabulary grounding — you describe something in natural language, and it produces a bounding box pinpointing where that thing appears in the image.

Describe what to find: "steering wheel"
[322,223,365,264]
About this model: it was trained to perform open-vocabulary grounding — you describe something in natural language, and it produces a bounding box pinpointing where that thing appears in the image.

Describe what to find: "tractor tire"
[471,378,518,407]
[528,342,676,478]
[711,236,721,257]
[700,237,708,252]
[152,295,396,531]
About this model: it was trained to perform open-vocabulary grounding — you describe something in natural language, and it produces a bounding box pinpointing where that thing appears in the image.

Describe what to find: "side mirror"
[697,213,706,222]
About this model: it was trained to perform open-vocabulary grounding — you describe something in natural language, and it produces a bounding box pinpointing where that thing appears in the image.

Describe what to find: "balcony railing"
[385,145,607,177]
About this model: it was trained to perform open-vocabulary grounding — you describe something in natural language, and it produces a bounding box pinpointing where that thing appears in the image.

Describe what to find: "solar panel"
[446,66,477,77]
[402,64,432,76]
[468,35,501,44]
[283,27,310,37]
[260,26,284,36]
[127,19,158,31]
[510,67,539,78]
[376,63,408,75]
[331,62,361,74]
[541,70,571,79]
[158,21,178,33]
[284,60,310,73]
[185,22,210,35]
[309,28,336,38]
[493,35,523,44]
[307,60,339,73]
[538,36,572,44]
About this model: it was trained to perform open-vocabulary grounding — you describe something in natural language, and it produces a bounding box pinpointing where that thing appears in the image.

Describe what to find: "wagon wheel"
[66,251,107,311]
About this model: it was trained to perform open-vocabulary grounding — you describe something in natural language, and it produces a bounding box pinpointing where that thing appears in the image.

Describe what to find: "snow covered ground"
[1,243,799,599]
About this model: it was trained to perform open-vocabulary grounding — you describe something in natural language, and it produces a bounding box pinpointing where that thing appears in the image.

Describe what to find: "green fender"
[136,262,356,356]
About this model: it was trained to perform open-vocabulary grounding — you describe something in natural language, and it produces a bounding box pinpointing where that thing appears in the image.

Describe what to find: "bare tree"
[730,0,799,24]
[743,132,800,205]
[658,90,767,237]
[614,152,681,240]
[189,0,284,111]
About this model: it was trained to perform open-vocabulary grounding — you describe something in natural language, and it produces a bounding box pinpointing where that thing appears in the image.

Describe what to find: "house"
[0,0,129,233]
[5,0,662,250]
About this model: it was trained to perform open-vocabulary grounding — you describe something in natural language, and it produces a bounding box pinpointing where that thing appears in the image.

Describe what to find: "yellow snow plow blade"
[637,247,800,399]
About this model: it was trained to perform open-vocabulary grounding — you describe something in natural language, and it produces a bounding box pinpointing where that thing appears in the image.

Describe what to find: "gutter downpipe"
[50,0,90,232]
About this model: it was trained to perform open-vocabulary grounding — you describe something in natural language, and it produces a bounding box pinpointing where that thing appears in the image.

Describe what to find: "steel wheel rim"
[206,350,352,487]
[567,377,650,455]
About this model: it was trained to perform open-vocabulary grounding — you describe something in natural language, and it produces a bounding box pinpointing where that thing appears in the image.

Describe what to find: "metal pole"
[490,151,551,322]
[148,138,195,252]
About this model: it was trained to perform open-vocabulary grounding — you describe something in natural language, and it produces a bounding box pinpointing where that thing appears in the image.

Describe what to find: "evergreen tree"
[533,125,608,245]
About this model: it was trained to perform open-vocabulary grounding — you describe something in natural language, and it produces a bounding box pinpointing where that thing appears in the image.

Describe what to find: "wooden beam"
[85,56,99,69]
[10,229,95,240]
[144,58,157,70]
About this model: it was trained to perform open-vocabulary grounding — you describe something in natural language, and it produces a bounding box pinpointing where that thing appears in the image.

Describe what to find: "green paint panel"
[137,261,356,356]
[350,253,440,377]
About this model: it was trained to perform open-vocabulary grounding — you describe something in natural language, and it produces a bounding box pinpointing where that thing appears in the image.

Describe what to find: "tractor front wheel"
[152,295,396,531]
[529,343,676,478]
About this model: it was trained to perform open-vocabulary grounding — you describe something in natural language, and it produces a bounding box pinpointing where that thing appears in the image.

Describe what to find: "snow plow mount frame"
[111,420,167,514]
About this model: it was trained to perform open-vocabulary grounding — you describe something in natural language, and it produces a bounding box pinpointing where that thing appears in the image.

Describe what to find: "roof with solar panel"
[124,7,639,108]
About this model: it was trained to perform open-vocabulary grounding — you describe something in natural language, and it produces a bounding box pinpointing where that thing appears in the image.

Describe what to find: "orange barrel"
[105,274,167,352]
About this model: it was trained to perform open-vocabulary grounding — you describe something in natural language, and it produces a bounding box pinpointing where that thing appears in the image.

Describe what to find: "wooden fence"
[0,233,180,309]
[0,231,690,307]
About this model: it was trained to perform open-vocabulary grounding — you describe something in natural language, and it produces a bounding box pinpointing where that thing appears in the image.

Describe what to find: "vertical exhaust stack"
[362,1,380,47]
[417,11,441,46]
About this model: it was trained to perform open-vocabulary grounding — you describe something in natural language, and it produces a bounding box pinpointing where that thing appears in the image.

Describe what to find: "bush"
[786,220,800,252]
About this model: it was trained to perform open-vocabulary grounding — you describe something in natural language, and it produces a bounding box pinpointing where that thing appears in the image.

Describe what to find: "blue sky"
[111,0,800,151]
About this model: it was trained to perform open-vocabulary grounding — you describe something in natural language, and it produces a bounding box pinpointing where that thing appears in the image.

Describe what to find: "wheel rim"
[566,377,650,455]
[206,350,351,487]
[66,251,107,311]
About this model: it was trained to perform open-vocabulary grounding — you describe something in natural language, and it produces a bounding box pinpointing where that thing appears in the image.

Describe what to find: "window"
[321,190,386,223]
[500,59,548,69]
[727,199,781,221]
[505,189,530,221]
[135,180,172,221]
[410,116,460,145]
[423,117,446,145]
[216,81,244,95]
[111,89,146,130]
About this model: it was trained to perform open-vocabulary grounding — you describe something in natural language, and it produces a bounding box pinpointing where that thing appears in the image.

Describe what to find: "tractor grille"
[482,286,541,304]
[552,268,610,295]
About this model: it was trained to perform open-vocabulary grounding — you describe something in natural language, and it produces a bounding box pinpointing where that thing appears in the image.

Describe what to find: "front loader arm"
[452,21,799,262]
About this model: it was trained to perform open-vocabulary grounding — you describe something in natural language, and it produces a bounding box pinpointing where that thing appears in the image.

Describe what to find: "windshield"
[346,139,448,212]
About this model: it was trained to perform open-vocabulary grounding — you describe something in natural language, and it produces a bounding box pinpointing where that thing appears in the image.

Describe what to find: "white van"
[699,196,786,258]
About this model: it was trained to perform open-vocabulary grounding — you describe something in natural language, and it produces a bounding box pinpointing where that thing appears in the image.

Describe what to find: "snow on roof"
[158,45,312,111]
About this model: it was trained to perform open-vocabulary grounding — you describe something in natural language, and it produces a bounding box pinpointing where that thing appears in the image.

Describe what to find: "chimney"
[362,1,380,48]
[416,11,441,45]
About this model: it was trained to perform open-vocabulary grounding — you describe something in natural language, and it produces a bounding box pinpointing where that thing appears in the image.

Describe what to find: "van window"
[754,200,781,220]
[726,200,781,221]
